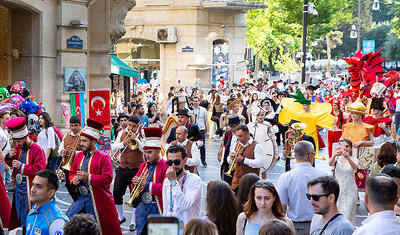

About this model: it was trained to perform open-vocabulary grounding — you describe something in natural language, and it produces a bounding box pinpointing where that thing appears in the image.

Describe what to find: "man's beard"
[176,168,184,177]
[21,142,29,149]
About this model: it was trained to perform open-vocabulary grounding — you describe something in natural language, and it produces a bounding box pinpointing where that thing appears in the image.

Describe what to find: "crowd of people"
[1,65,400,235]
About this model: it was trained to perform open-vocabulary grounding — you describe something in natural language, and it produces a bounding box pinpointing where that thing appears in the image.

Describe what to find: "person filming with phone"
[328,139,359,225]
[162,144,202,232]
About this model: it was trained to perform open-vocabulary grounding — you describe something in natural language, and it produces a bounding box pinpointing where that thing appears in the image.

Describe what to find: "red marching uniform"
[69,150,122,235]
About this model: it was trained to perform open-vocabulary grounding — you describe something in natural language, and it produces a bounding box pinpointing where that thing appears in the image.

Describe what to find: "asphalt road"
[5,130,368,234]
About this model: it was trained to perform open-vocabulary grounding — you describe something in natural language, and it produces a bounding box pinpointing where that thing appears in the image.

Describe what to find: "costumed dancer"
[247,108,278,179]
[327,100,345,158]
[132,127,168,235]
[363,97,392,145]
[228,124,265,193]
[57,116,83,201]
[166,109,202,145]
[278,89,334,160]
[5,117,46,232]
[67,118,122,235]
[111,115,144,232]
[219,98,246,130]
[219,115,241,186]
[341,98,374,190]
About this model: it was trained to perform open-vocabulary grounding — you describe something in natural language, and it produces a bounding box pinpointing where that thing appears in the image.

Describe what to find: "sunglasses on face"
[166,159,182,166]
[306,193,330,201]
[255,181,274,188]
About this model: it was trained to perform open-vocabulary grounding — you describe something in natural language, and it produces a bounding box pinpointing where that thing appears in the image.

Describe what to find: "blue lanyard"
[169,174,187,213]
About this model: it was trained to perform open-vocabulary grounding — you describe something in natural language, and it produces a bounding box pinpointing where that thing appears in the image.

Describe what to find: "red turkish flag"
[89,89,111,130]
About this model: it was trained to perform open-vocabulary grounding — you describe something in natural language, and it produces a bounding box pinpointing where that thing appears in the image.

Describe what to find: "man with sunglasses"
[162,145,202,231]
[277,141,328,235]
[132,127,168,235]
[308,176,354,235]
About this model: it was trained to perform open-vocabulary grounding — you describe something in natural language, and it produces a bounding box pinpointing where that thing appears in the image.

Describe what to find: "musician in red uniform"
[5,117,46,232]
[67,118,122,235]
[132,127,168,235]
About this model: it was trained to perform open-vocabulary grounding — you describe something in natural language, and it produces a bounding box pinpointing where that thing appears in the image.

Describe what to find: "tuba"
[225,142,244,177]
[125,165,149,207]
[283,123,306,157]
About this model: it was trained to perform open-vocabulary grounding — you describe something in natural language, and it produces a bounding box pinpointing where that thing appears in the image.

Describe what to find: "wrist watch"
[171,180,177,187]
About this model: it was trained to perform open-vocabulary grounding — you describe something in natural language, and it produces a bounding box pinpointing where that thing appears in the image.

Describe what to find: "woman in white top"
[329,138,359,224]
[236,180,294,235]
[38,112,57,171]
[248,93,260,122]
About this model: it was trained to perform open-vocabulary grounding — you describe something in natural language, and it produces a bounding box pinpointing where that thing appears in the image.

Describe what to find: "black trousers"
[276,124,288,146]
[113,167,138,205]
[199,130,206,162]
[64,169,79,201]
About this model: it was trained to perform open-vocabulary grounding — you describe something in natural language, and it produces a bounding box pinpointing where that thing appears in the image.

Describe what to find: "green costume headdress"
[289,88,311,105]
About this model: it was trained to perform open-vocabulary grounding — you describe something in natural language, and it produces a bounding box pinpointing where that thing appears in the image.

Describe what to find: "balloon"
[0,103,17,112]
[8,94,24,107]
[0,87,10,102]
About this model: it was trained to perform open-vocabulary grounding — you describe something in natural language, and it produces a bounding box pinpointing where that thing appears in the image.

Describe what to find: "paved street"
[6,131,368,234]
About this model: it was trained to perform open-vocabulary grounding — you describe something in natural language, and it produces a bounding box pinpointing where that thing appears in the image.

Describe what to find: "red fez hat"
[6,117,28,139]
[81,118,104,140]
[142,127,163,150]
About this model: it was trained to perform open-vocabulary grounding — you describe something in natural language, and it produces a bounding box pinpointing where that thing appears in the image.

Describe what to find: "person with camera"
[328,139,358,225]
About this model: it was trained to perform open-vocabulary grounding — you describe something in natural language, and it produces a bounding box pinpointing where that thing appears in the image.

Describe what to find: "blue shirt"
[26,198,69,235]
[140,115,150,128]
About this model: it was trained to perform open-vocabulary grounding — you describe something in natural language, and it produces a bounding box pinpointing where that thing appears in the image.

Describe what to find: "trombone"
[225,142,244,177]
[111,122,145,163]
[126,166,149,207]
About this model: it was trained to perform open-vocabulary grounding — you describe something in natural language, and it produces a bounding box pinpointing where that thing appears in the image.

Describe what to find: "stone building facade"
[0,0,133,126]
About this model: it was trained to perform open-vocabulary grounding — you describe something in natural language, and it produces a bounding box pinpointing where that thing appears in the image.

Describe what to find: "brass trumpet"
[225,142,244,177]
[62,131,82,171]
[125,166,149,207]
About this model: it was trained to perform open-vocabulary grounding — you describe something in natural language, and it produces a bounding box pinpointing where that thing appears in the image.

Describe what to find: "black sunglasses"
[166,159,182,166]
[255,181,274,187]
[306,193,330,201]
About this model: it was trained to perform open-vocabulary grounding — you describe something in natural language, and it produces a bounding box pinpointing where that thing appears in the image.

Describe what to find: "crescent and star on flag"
[91,96,106,116]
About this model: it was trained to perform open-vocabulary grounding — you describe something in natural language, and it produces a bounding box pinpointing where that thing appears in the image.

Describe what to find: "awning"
[110,54,139,79]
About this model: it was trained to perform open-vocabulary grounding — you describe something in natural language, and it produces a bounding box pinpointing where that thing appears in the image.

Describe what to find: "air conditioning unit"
[156,27,177,44]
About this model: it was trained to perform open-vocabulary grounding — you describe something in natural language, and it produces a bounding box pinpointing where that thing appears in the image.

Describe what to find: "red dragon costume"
[342,49,399,98]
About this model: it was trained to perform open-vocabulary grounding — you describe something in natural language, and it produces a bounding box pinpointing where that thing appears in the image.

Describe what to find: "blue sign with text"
[362,40,375,54]
[67,35,83,49]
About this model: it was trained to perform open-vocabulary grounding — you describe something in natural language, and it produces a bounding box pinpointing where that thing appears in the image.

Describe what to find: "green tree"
[391,1,400,37]
[383,33,400,60]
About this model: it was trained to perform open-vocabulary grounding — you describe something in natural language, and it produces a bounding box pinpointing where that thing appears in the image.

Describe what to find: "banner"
[89,89,111,130]
[70,92,85,127]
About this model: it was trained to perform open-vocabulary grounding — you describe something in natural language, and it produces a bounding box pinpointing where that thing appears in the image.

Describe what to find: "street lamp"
[372,0,380,10]
[300,1,318,84]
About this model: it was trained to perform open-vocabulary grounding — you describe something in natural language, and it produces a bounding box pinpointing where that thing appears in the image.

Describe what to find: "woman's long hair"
[39,112,53,128]
[206,181,239,235]
[236,173,260,212]
[243,181,285,221]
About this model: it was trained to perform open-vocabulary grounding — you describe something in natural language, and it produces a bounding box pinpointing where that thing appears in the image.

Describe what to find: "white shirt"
[162,171,202,226]
[0,126,10,156]
[353,210,400,235]
[37,127,56,151]
[111,128,144,154]
[190,106,208,130]
[227,138,265,169]
[166,139,200,167]
[58,131,80,156]
[277,162,329,222]
[396,99,400,112]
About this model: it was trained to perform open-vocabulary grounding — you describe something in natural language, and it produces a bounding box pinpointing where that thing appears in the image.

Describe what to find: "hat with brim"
[347,97,366,114]
[81,118,104,141]
[177,109,190,117]
[6,117,28,139]
[227,99,241,111]
[142,127,163,150]
[228,115,241,126]
[306,85,317,91]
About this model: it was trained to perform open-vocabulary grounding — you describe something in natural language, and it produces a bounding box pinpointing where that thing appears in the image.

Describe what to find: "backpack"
[46,127,61,157]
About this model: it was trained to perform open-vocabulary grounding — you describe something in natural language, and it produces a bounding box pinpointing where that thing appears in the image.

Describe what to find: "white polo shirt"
[277,162,329,222]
